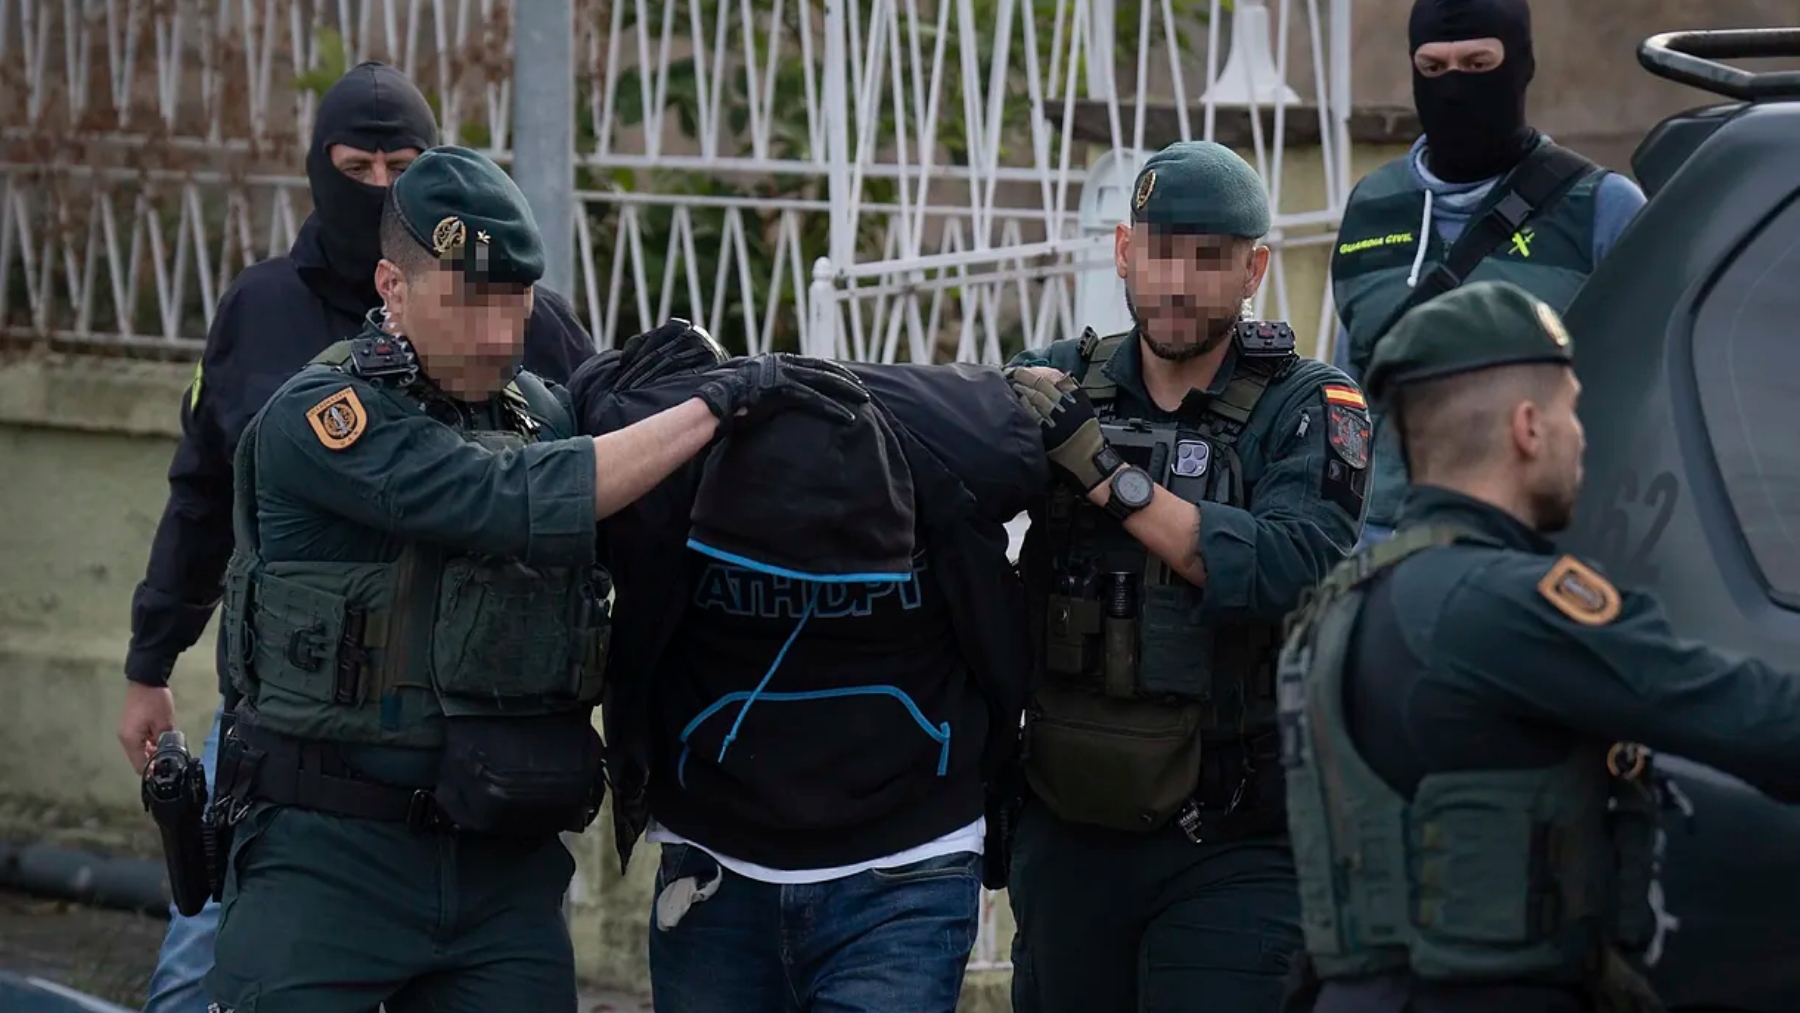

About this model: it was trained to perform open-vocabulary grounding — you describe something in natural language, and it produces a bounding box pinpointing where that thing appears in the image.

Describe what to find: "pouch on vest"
[427,551,609,836]
[1024,685,1204,831]
[432,710,606,837]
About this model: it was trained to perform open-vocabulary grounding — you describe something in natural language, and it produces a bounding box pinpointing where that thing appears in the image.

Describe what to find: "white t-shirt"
[647,818,986,886]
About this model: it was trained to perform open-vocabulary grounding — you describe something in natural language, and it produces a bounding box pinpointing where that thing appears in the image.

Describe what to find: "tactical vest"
[220,340,611,751]
[1331,154,1600,529]
[1023,324,1296,833]
[1278,525,1659,984]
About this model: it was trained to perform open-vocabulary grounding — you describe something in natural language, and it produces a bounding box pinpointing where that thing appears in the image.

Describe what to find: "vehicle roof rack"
[1639,29,1800,101]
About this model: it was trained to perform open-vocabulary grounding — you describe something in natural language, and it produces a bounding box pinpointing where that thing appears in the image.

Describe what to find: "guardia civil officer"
[1278,281,1800,1013]
[118,61,594,1013]
[1329,0,1645,546]
[1001,140,1367,1013]
[202,146,868,1012]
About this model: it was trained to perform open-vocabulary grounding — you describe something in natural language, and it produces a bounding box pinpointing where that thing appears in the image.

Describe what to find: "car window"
[1693,193,1800,606]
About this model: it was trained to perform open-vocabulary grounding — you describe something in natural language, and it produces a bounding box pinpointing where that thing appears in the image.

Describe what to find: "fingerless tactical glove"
[1004,366,1117,492]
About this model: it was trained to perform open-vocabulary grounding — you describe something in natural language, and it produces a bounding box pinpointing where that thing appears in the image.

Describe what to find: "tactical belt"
[234,725,451,833]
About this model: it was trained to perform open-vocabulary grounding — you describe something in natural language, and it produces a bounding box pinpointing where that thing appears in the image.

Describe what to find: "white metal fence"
[2,0,1352,366]
[0,0,1355,972]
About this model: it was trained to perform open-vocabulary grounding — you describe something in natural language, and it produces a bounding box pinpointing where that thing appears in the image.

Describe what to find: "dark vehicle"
[1558,28,1800,1013]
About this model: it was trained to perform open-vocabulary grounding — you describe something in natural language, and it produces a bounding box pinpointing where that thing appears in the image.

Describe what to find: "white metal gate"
[799,0,1356,368]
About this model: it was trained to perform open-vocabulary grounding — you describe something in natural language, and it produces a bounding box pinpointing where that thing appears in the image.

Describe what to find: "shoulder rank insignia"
[1537,555,1621,626]
[306,386,368,451]
[432,216,468,256]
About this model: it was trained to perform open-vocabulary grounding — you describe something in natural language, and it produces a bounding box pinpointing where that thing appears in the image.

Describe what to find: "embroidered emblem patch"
[1173,439,1211,478]
[1536,555,1620,626]
[1326,404,1371,470]
[306,386,368,451]
[1134,169,1156,210]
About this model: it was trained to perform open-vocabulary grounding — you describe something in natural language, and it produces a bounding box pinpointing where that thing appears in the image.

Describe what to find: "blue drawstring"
[715,583,818,766]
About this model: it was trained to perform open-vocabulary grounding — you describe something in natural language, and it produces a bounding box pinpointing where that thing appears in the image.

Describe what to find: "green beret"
[1130,140,1270,238]
[1364,280,1574,404]
[391,146,544,286]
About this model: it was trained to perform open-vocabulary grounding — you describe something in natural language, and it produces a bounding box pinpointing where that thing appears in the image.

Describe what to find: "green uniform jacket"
[1342,487,1800,804]
[251,368,598,569]
[1009,333,1363,620]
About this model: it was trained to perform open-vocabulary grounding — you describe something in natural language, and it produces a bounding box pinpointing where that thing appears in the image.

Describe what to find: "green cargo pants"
[1008,799,1303,1013]
[204,803,578,1013]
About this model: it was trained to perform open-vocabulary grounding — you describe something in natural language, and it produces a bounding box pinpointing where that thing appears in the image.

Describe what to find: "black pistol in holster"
[141,730,212,917]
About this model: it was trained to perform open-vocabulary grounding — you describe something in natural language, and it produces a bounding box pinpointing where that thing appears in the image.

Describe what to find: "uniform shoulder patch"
[1321,380,1371,464]
[1536,555,1621,626]
[305,386,368,451]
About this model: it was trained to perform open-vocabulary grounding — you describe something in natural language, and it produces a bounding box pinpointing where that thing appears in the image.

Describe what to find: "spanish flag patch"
[1323,385,1366,410]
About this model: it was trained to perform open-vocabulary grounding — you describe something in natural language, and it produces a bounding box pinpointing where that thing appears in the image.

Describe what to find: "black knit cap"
[688,400,916,583]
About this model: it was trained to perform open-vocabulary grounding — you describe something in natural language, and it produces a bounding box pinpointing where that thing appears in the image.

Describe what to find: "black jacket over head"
[570,340,1046,880]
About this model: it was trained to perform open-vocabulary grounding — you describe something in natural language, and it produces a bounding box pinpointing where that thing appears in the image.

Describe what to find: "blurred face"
[329,144,421,187]
[1115,225,1269,362]
[375,260,534,399]
[1519,370,1585,533]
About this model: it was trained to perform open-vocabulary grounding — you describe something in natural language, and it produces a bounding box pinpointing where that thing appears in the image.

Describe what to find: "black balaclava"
[1409,0,1536,184]
[305,61,439,302]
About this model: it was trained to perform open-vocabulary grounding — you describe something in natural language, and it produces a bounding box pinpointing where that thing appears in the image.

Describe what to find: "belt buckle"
[1177,800,1205,844]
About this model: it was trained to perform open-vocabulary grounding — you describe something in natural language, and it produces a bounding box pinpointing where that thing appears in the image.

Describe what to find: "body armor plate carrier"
[217,337,612,837]
[1278,524,1663,1001]
[1024,323,1296,834]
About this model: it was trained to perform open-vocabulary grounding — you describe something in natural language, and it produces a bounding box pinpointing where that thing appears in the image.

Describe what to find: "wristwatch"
[1104,465,1155,522]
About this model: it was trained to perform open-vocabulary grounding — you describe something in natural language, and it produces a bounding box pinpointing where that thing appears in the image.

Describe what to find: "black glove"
[696,353,871,431]
[1004,366,1115,492]
[617,318,729,391]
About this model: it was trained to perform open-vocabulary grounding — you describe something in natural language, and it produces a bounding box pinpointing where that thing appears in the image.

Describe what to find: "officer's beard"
[1526,453,1580,534]
[1126,288,1238,362]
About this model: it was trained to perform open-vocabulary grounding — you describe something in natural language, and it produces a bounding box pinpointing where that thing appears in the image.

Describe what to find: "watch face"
[1115,467,1155,507]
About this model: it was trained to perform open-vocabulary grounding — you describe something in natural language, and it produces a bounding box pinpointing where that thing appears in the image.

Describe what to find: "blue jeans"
[142,700,224,1013]
[647,843,981,1013]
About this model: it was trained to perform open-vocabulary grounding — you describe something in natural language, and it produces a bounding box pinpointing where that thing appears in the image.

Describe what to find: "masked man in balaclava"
[118,61,595,1013]
[1328,0,1645,547]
